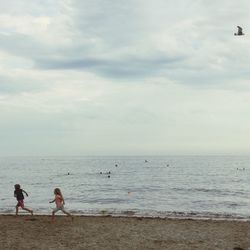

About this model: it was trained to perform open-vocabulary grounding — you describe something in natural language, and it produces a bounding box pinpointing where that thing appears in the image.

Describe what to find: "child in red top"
[14,184,33,216]
[49,188,73,221]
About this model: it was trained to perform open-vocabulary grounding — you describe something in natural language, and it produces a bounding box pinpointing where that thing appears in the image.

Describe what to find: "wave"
[1,208,250,221]
[172,187,247,197]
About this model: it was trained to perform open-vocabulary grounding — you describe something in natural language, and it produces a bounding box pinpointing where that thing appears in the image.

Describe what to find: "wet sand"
[0,215,250,249]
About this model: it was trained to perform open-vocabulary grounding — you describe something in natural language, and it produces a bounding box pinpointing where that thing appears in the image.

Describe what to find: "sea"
[1,155,250,219]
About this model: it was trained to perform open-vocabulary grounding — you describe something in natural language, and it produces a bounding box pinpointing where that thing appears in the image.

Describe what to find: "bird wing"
[237,26,243,32]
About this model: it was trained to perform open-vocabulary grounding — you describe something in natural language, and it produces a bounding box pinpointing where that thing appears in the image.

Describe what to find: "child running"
[49,188,73,221]
[14,184,33,216]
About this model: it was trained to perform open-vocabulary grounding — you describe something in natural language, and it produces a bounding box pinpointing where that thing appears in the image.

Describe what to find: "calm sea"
[1,155,250,219]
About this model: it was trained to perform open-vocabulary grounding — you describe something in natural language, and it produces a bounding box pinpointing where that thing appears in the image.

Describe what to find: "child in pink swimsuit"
[49,188,73,221]
[14,184,33,216]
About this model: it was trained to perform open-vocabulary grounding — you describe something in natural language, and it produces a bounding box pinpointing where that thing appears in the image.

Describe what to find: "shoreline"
[1,215,250,249]
[1,211,250,222]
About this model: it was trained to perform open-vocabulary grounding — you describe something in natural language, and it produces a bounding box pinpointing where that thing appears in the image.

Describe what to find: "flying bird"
[234,26,244,36]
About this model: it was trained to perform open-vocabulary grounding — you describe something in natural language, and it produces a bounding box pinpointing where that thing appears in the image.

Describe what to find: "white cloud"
[1,0,250,155]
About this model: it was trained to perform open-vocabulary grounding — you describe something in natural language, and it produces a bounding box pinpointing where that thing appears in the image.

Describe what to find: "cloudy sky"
[0,0,250,156]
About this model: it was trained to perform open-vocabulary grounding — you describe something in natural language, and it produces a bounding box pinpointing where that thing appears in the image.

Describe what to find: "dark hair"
[54,188,62,196]
[14,184,20,190]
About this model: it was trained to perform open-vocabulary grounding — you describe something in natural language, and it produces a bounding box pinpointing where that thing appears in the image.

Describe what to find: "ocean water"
[1,155,250,219]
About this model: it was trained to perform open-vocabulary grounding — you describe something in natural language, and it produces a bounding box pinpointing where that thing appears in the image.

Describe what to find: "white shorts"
[53,205,67,213]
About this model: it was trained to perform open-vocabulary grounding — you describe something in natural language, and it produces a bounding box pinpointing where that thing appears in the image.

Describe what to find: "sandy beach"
[0,215,249,250]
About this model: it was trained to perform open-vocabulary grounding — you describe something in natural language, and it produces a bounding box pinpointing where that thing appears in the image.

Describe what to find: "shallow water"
[1,155,250,219]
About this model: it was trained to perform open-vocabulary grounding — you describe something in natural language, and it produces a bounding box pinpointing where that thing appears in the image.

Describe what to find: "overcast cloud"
[0,0,250,156]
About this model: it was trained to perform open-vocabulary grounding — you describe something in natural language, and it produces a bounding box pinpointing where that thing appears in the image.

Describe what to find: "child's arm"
[22,189,28,197]
[49,199,55,203]
[62,197,65,205]
[14,191,16,197]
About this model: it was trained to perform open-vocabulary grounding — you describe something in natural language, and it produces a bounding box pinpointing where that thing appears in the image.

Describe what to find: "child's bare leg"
[51,211,55,222]
[62,209,73,220]
[23,207,33,215]
[62,209,71,216]
[15,206,19,216]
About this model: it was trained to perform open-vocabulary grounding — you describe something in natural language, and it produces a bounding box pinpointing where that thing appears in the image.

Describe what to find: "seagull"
[234,26,244,36]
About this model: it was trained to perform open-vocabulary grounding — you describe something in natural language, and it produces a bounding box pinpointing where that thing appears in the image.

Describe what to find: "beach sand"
[0,215,250,250]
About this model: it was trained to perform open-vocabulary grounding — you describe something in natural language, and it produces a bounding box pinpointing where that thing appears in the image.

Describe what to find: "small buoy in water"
[115,164,118,167]
[100,172,103,174]
[108,175,110,178]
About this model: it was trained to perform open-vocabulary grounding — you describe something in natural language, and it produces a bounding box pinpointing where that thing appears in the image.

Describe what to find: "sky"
[0,0,250,156]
